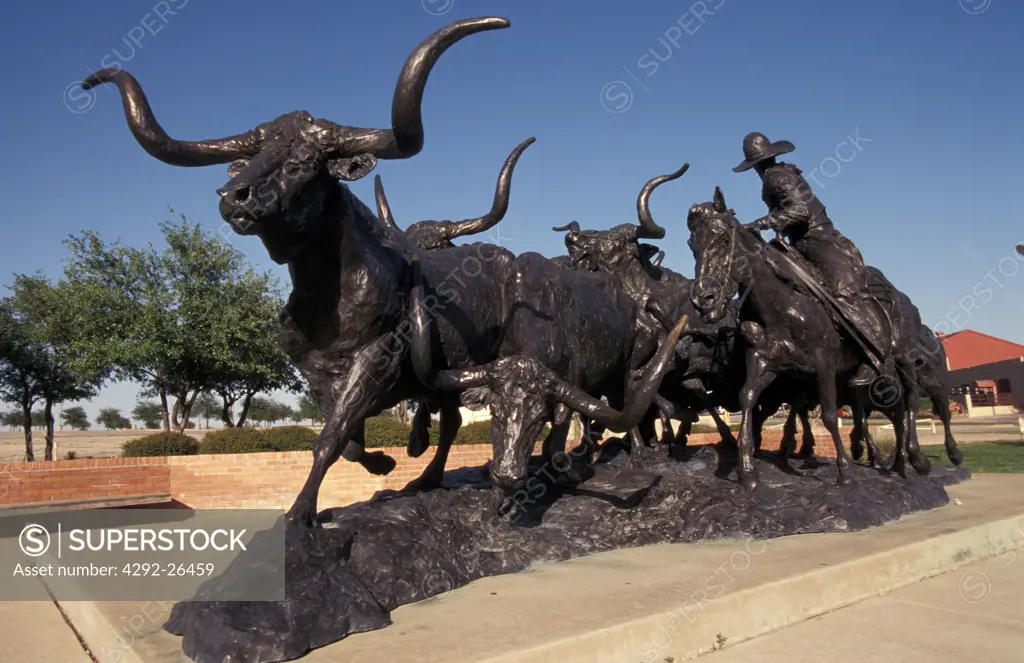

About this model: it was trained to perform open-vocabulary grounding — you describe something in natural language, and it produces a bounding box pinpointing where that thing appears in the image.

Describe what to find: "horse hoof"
[362,451,398,476]
[948,448,965,466]
[911,453,933,476]
[887,454,909,479]
[850,443,864,462]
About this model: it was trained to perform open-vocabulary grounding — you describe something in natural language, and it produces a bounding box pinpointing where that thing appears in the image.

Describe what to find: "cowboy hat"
[732,132,795,173]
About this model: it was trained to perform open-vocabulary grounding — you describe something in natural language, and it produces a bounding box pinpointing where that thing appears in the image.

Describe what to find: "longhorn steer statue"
[374,137,535,468]
[552,167,737,450]
[405,251,689,501]
[85,17,530,526]
[373,172,689,488]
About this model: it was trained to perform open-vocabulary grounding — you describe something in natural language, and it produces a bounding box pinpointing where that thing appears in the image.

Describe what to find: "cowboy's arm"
[749,170,812,232]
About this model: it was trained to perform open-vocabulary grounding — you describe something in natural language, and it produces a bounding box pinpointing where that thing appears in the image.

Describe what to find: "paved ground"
[0,475,1021,662]
[705,554,1024,663]
[0,600,92,663]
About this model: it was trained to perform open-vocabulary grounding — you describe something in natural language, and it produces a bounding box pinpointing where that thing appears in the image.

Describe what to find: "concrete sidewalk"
[705,553,1024,662]
[3,474,1023,663]
[0,600,92,662]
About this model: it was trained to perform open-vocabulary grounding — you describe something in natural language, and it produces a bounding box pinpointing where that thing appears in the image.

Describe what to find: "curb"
[479,512,1024,663]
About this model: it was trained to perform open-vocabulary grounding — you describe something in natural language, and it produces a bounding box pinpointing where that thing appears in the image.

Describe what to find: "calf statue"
[85,16,532,525]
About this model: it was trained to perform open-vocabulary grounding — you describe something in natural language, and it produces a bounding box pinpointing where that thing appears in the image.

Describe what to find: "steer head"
[83,17,511,264]
[553,163,688,272]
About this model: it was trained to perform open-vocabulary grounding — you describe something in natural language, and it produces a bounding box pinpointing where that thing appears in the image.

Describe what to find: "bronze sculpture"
[734,133,892,386]
[86,17,536,526]
[80,14,972,657]
[687,187,934,490]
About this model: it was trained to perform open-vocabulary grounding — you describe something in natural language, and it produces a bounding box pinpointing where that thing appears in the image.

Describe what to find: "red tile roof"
[939,329,1024,370]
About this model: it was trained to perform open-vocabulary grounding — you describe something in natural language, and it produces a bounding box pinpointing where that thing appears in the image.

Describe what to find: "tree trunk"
[44,399,55,461]
[395,400,410,425]
[236,392,255,428]
[156,372,171,431]
[220,398,236,427]
[175,390,200,434]
[21,397,33,462]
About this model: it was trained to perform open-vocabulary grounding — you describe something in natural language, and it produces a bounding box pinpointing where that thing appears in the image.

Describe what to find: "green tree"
[97,407,131,430]
[61,406,90,431]
[63,216,297,433]
[297,391,326,424]
[1,410,23,430]
[132,400,163,429]
[246,397,277,427]
[193,392,220,429]
[1,277,99,461]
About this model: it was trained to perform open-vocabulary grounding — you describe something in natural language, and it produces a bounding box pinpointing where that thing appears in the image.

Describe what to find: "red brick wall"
[2,429,850,510]
[0,457,170,506]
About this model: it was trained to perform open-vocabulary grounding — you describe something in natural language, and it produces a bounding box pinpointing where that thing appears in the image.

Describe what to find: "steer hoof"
[737,466,759,492]
[360,451,397,476]
[285,500,319,528]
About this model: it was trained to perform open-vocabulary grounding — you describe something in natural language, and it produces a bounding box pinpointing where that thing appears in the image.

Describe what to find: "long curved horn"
[340,17,511,159]
[636,162,690,239]
[424,136,535,241]
[373,175,400,233]
[408,255,490,391]
[552,221,581,233]
[551,315,688,432]
[81,70,261,166]
[652,250,665,267]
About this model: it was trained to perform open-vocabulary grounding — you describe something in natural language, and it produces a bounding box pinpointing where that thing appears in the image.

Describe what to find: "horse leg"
[780,404,799,457]
[849,400,865,462]
[886,405,909,478]
[816,372,852,486]
[737,351,776,491]
[851,393,885,469]
[402,399,461,492]
[929,384,964,466]
[797,402,816,459]
[898,362,932,475]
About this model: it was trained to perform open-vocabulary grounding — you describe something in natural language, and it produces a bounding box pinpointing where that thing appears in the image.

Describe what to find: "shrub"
[261,425,318,451]
[363,415,413,448]
[452,419,493,444]
[198,427,275,455]
[122,432,199,457]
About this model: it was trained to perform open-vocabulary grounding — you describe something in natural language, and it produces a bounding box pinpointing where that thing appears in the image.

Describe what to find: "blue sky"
[1,0,1022,425]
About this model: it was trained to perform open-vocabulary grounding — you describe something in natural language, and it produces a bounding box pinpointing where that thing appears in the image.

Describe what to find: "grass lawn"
[920,441,1024,473]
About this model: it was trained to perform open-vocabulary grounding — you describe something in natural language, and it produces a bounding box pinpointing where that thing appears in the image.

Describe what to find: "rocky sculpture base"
[165,442,970,663]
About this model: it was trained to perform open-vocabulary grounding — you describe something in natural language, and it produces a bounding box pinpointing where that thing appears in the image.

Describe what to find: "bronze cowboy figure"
[733,132,891,385]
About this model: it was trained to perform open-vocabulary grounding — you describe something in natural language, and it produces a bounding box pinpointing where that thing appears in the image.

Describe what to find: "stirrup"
[849,364,877,387]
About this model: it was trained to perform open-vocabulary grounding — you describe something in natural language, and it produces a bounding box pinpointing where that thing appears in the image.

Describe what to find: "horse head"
[686,186,754,324]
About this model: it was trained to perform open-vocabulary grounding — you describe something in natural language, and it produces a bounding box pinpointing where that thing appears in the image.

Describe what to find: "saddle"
[764,239,901,359]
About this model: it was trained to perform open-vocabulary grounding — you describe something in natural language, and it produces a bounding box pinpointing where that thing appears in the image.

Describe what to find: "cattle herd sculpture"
[83,16,970,662]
